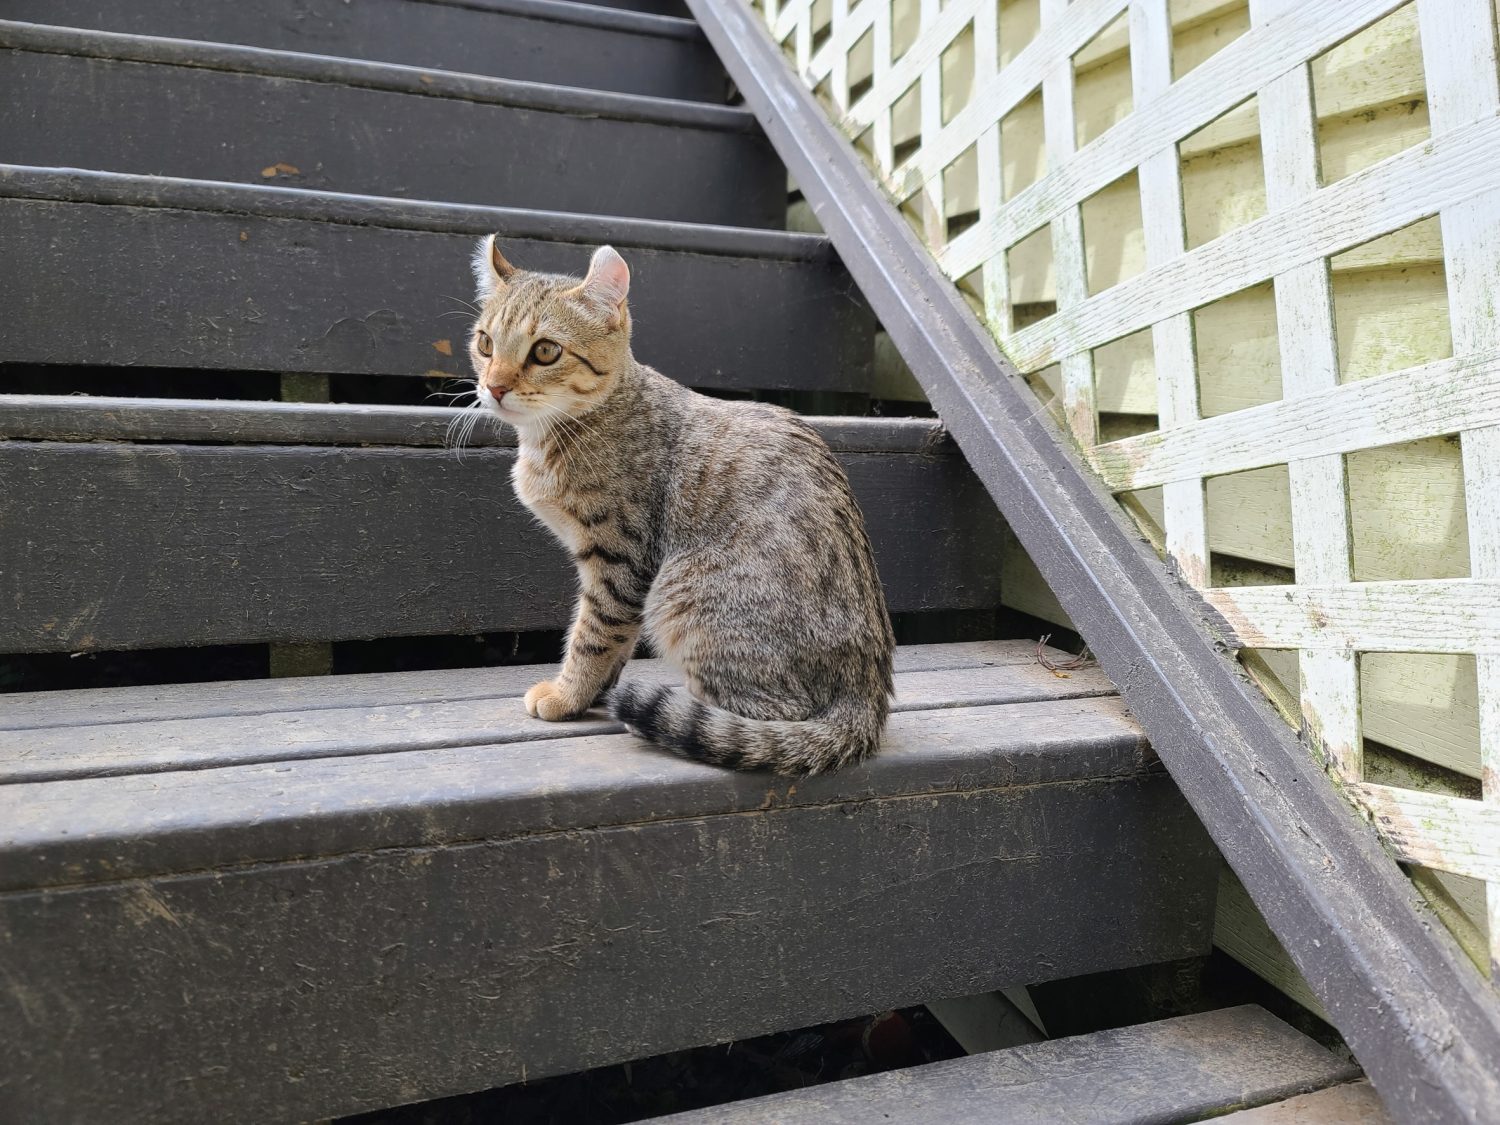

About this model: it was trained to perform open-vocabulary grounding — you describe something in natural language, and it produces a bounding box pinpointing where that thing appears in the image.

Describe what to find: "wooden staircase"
[0,1,1378,1121]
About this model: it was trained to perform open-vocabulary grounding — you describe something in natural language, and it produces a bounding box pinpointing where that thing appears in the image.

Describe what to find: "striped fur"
[468,239,894,774]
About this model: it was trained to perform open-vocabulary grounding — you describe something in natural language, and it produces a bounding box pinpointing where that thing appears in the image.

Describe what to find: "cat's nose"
[485,384,507,404]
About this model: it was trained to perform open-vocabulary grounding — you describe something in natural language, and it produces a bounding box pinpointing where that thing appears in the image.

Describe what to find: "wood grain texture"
[0,170,873,392]
[1354,783,1500,884]
[1217,1081,1394,1124]
[0,27,779,227]
[651,1006,1359,1124]
[0,690,1150,889]
[0,0,724,102]
[0,684,1216,1123]
[0,438,1003,652]
[0,397,946,453]
[1208,579,1500,654]
[0,638,1035,731]
[0,655,1120,783]
[1090,350,1500,491]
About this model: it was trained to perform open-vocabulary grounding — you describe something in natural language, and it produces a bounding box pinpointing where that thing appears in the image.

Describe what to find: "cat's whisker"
[444,399,489,458]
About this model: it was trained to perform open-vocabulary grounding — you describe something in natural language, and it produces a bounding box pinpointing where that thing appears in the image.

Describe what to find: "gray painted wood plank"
[0,639,1045,730]
[0,23,780,226]
[0,660,1121,782]
[651,1006,1360,1125]
[0,170,873,391]
[0,441,998,651]
[0,756,1214,1124]
[1217,1080,1393,1123]
[0,0,725,102]
[0,694,1148,890]
[0,397,945,453]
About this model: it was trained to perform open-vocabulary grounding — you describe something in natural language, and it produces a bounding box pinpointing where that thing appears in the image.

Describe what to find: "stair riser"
[0,47,780,226]
[1,0,725,101]
[0,441,1003,652]
[0,774,1216,1124]
[0,195,873,391]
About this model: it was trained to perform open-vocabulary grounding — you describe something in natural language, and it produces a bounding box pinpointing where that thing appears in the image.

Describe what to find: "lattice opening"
[956,265,985,316]
[780,24,797,61]
[1024,362,1064,423]
[892,0,921,62]
[1363,652,1481,782]
[1204,465,1296,582]
[1312,2,1430,186]
[1006,223,1055,330]
[848,28,876,106]
[999,86,1046,200]
[997,0,1040,68]
[1080,171,1144,297]
[1195,281,1282,418]
[1170,0,1249,80]
[1180,94,1264,249]
[1073,10,1133,149]
[891,79,923,166]
[1348,436,1469,582]
[810,0,834,54]
[944,144,981,240]
[942,22,977,125]
[1331,216,1451,384]
[1359,650,1489,969]
[1093,328,1157,434]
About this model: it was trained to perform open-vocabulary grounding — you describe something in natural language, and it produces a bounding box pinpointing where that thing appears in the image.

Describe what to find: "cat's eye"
[475,331,493,357]
[530,339,562,366]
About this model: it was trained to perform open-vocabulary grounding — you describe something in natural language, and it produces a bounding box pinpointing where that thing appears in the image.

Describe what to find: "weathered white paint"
[761,0,1500,985]
[1354,784,1500,886]
[1090,350,1500,491]
[1208,580,1500,654]
[1418,0,1500,981]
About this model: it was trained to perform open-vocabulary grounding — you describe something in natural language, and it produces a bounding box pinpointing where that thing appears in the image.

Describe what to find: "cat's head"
[469,237,633,429]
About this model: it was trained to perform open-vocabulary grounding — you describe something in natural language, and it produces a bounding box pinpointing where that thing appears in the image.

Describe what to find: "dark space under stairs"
[0,1,1379,1121]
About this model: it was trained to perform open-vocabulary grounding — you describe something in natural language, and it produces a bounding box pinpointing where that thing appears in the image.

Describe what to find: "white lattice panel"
[760,0,1500,979]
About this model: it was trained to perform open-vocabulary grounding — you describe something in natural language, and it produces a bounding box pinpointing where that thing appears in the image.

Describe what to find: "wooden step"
[555,0,689,18]
[0,641,1219,1123]
[0,21,780,226]
[1218,1080,1394,1124]
[2,0,726,102]
[0,167,873,393]
[649,1006,1362,1125]
[0,402,999,652]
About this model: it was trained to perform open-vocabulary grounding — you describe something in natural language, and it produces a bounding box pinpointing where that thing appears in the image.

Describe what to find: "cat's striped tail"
[606,683,884,776]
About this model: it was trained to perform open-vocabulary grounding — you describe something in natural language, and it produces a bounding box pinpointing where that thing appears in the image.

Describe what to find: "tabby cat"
[467,237,894,774]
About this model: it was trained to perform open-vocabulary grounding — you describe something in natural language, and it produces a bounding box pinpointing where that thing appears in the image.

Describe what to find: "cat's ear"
[573,245,630,323]
[472,234,517,299]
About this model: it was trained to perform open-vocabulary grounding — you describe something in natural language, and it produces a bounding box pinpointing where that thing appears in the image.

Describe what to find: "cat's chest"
[512,451,585,549]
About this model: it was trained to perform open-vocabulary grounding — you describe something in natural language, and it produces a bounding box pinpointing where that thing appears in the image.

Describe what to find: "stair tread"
[0,642,1121,782]
[0,20,746,130]
[0,21,780,225]
[0,166,870,393]
[0,164,826,260]
[1217,1079,1392,1123]
[13,0,707,43]
[649,1006,1361,1125]
[8,0,719,102]
[0,642,1144,891]
[0,639,1050,729]
[0,396,945,453]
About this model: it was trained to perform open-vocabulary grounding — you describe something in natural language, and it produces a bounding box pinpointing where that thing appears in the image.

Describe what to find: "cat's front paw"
[524,679,582,721]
